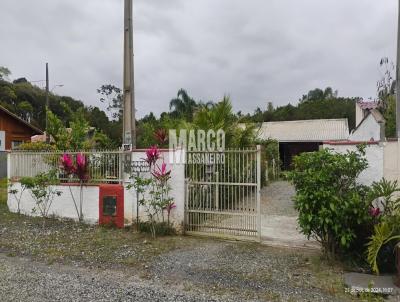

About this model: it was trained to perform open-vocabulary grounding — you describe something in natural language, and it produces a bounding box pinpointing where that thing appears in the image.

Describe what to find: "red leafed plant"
[145,145,161,167]
[59,153,90,222]
[130,146,176,237]
[60,154,75,175]
[75,153,89,182]
[154,129,168,145]
[152,162,171,183]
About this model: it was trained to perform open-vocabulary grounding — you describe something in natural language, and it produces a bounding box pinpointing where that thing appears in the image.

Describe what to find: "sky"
[0,0,397,117]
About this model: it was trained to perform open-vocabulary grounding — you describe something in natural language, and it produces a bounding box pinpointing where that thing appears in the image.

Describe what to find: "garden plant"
[59,153,89,222]
[128,145,175,237]
[19,170,62,224]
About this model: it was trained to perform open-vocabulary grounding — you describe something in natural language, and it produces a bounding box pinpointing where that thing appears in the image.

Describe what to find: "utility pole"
[45,63,50,143]
[123,0,136,149]
[397,0,400,138]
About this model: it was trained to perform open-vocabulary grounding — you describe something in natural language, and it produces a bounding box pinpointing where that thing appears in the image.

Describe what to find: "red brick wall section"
[99,184,124,228]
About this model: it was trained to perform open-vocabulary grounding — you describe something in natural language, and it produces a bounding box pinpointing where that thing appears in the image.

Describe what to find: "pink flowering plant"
[128,145,175,237]
[59,152,90,222]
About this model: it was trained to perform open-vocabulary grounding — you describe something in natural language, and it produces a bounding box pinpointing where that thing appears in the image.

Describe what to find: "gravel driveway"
[0,254,224,302]
[261,181,297,217]
[260,181,318,248]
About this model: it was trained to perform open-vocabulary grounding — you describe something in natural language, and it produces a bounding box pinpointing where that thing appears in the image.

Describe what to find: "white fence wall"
[383,140,400,183]
[7,149,186,229]
[8,184,100,223]
[323,142,384,185]
[124,150,185,229]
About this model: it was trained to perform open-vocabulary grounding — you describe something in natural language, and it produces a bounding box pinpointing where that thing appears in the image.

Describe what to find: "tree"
[191,96,256,148]
[299,87,337,103]
[17,101,33,121]
[0,66,11,81]
[97,84,123,120]
[169,89,198,121]
[377,57,396,137]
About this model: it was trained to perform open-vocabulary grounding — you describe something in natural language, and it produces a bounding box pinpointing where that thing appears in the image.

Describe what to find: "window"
[11,141,23,149]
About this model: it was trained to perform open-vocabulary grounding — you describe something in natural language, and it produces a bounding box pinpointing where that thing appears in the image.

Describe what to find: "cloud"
[0,0,397,117]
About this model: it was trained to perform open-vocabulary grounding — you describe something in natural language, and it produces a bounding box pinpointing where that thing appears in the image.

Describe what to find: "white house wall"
[349,114,380,141]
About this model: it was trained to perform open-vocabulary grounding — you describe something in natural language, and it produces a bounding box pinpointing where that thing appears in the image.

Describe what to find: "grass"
[0,178,7,204]
[0,178,190,269]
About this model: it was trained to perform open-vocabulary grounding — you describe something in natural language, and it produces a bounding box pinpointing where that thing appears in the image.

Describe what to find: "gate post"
[257,145,261,242]
[215,171,219,210]
[184,178,188,234]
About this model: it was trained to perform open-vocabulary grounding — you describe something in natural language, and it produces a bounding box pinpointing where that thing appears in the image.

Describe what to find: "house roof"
[0,105,43,134]
[351,109,385,134]
[257,119,349,142]
[357,100,379,110]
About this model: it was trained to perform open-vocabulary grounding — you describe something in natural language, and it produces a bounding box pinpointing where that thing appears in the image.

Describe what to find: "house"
[0,105,43,150]
[349,100,385,142]
[320,101,387,186]
[256,119,349,169]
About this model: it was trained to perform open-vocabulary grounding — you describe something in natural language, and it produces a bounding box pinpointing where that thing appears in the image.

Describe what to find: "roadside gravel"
[0,254,228,302]
[0,239,351,302]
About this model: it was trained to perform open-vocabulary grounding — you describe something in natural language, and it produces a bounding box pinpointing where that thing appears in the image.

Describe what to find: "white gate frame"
[184,146,261,241]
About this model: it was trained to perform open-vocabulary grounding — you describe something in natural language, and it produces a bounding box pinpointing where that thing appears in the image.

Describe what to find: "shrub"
[17,141,55,151]
[287,146,372,258]
[366,179,400,274]
[138,221,176,236]
[20,170,62,223]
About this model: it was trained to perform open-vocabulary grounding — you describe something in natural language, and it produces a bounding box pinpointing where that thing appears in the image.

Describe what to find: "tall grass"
[0,178,7,204]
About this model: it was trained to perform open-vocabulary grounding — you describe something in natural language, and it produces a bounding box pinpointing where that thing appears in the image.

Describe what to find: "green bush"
[17,141,55,151]
[288,146,372,258]
[138,221,176,236]
[366,179,400,274]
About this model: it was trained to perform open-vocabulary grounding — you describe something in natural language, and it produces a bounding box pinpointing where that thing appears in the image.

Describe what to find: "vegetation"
[257,139,280,182]
[59,153,90,222]
[8,181,28,214]
[289,144,400,276]
[377,57,396,138]
[288,146,373,258]
[20,170,62,221]
[366,179,400,274]
[0,66,364,151]
[240,87,358,129]
[128,146,175,237]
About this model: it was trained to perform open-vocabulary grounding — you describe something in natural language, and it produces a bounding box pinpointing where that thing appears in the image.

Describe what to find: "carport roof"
[257,119,349,142]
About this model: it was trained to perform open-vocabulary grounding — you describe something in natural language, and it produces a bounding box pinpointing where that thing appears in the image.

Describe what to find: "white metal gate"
[184,146,261,241]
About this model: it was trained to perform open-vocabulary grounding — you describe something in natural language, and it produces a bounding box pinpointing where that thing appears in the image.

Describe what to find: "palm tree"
[192,96,255,148]
[169,89,198,121]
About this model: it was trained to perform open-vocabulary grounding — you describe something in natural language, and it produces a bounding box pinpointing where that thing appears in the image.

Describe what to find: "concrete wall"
[349,114,380,142]
[125,150,185,230]
[8,184,100,223]
[323,143,384,185]
[7,149,186,229]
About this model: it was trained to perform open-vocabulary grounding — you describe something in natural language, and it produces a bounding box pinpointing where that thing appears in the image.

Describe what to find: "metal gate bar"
[184,146,261,241]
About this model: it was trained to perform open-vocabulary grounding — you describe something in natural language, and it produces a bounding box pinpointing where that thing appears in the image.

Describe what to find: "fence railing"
[9,150,124,183]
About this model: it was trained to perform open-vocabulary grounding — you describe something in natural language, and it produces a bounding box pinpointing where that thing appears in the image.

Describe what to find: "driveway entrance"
[260,181,318,249]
